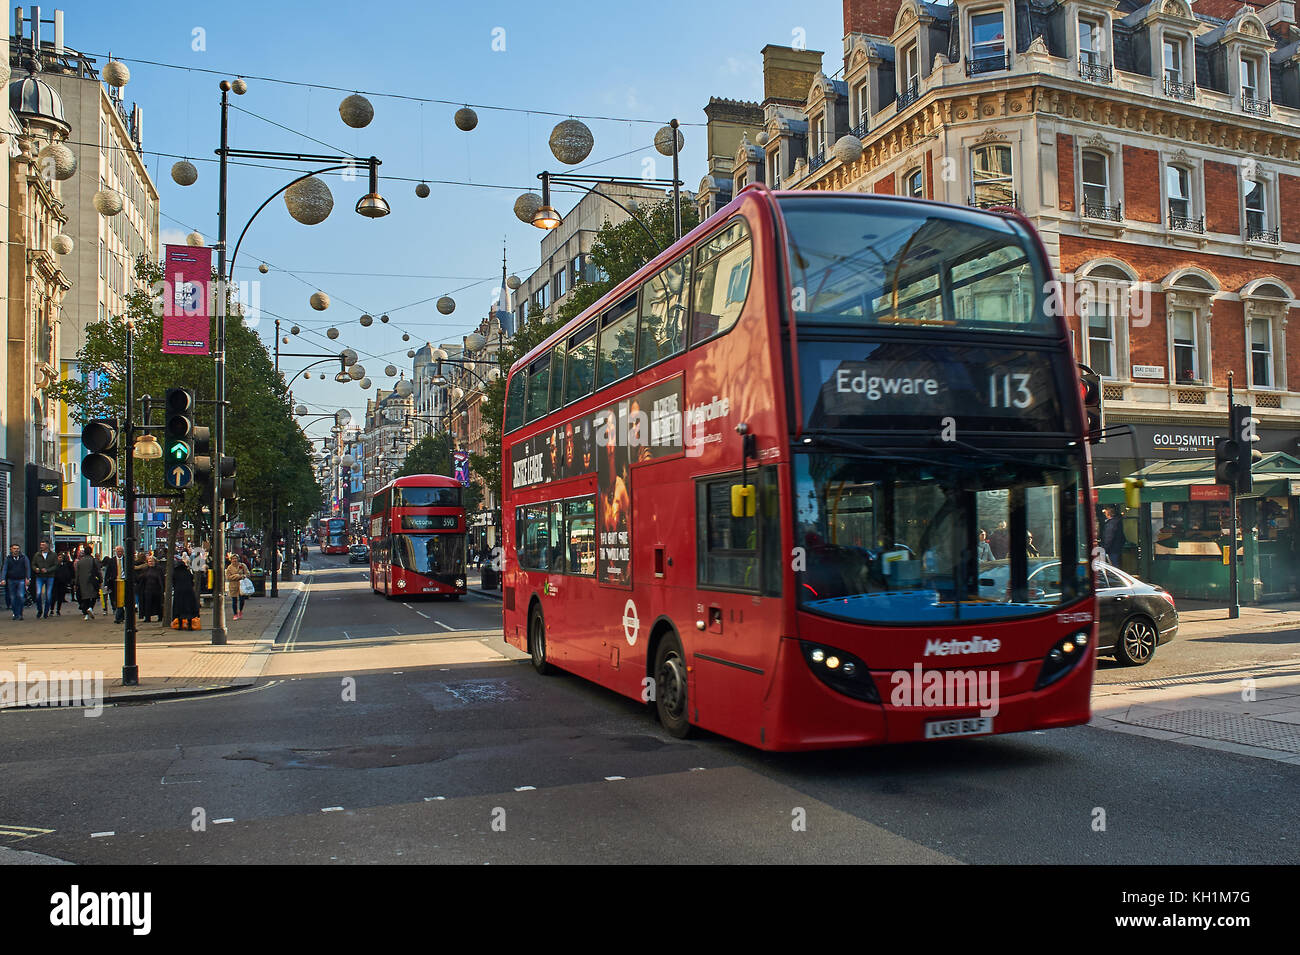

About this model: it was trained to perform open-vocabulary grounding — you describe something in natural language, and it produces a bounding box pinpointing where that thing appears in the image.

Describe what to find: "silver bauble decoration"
[755,131,770,147]
[454,107,478,131]
[170,160,198,186]
[385,364,398,377]
[394,378,413,397]
[38,142,77,181]
[103,59,131,87]
[415,182,430,198]
[93,189,124,216]
[310,291,330,311]
[380,314,389,323]
[506,274,521,290]
[349,364,366,380]
[654,125,684,156]
[340,348,358,366]
[513,192,542,223]
[407,349,416,358]
[549,118,594,164]
[327,327,340,339]
[359,378,372,390]
[359,313,374,327]
[295,404,308,415]
[186,231,205,246]
[290,325,300,335]
[402,332,410,341]
[436,296,455,315]
[832,135,864,165]
[231,78,248,95]
[339,93,374,129]
[258,262,269,274]
[51,234,73,255]
[284,176,334,225]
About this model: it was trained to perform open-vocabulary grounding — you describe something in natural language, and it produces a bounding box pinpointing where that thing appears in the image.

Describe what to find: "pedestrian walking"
[226,552,251,620]
[139,554,164,623]
[133,549,148,616]
[170,556,201,630]
[104,546,124,623]
[75,549,101,620]
[52,552,72,615]
[1101,506,1126,567]
[32,540,57,618]
[3,544,31,620]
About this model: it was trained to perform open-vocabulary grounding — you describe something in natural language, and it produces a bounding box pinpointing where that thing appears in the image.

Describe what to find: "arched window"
[903,167,924,198]
[971,144,1013,208]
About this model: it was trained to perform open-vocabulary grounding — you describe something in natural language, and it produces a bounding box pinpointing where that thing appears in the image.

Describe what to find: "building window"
[970,144,1014,208]
[1079,17,1103,67]
[852,79,869,131]
[1081,150,1109,208]
[1244,178,1268,239]
[1171,309,1199,383]
[968,11,1008,74]
[1250,318,1273,388]
[1240,56,1259,100]
[903,167,924,198]
[1163,36,1194,98]
[1165,164,1200,231]
[766,150,781,187]
[553,268,566,300]
[900,42,921,105]
[570,254,583,287]
[1087,307,1115,378]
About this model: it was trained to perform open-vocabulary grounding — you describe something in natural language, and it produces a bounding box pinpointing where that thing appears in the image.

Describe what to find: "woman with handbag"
[226,552,251,620]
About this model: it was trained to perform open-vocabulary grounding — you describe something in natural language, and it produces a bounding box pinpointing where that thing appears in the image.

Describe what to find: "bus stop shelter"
[1096,452,1300,603]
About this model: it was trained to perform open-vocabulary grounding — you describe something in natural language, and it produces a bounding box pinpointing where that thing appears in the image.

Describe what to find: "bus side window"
[564,321,596,405]
[691,219,752,345]
[637,254,690,370]
[697,475,759,592]
[597,292,638,389]
[524,353,551,423]
[547,339,567,413]
[505,371,525,432]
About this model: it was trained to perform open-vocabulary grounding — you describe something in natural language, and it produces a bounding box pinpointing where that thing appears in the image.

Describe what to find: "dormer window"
[900,42,921,107]
[1240,55,1270,114]
[1078,15,1111,83]
[1162,36,1195,99]
[852,78,869,134]
[968,11,1009,75]
[1163,39,1181,83]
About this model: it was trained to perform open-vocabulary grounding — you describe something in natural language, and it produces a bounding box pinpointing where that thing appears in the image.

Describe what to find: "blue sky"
[55,0,841,436]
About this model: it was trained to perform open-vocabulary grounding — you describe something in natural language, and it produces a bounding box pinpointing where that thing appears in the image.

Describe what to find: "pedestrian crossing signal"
[164,388,195,488]
[81,419,119,487]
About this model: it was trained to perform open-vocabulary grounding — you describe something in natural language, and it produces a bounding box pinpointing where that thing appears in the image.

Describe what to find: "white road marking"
[90,831,115,838]
[341,631,353,640]
[321,807,344,813]
[213,818,234,825]
[415,611,430,619]
[402,603,413,609]
[604,776,626,781]
[423,796,446,802]
[434,620,455,631]
[513,786,535,792]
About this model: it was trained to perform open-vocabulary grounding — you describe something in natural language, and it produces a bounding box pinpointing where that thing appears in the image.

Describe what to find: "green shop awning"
[1096,451,1300,505]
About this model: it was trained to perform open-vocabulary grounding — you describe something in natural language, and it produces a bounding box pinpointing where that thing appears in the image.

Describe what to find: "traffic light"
[81,419,119,487]
[192,426,212,486]
[164,388,196,488]
[218,455,237,500]
[1078,364,1104,444]
[1214,433,1240,488]
[1232,404,1262,494]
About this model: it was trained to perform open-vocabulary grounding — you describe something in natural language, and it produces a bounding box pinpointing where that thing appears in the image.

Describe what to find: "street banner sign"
[162,244,212,355]
[453,451,470,486]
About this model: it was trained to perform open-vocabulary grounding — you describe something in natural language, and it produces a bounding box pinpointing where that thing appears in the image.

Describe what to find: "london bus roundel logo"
[622,598,640,646]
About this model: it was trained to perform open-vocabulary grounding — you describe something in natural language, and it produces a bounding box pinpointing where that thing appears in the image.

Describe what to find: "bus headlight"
[799,641,880,703]
[455,578,465,589]
[1035,631,1090,690]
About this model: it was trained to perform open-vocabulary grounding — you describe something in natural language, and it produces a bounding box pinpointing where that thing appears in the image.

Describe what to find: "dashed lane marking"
[415,611,430,619]
[321,807,344,813]
[604,776,626,781]
[214,818,234,825]
[434,620,455,631]
[513,786,535,792]
[90,831,115,838]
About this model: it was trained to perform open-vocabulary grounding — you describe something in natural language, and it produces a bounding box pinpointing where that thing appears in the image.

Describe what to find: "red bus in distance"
[500,186,1097,751]
[369,474,467,599]
[319,517,347,555]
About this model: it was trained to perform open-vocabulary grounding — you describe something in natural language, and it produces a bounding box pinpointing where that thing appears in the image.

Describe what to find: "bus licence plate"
[924,717,992,739]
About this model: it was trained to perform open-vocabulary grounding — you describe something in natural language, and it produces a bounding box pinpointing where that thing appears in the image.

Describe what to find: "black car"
[976,559,1177,665]
[347,544,370,564]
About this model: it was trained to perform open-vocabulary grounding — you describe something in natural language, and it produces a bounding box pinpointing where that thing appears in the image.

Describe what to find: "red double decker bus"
[500,187,1098,751]
[319,517,347,555]
[369,475,467,599]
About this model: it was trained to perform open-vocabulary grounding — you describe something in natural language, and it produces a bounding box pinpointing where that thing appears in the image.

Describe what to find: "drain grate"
[1122,708,1300,753]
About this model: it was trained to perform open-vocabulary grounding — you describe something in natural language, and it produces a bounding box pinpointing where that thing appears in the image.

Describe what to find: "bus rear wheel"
[653,632,693,738]
[529,606,553,675]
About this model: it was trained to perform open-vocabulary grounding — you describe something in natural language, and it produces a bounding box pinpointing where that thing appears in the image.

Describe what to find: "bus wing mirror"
[731,484,756,518]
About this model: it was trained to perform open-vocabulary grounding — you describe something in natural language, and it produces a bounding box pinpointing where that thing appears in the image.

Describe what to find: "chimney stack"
[844,0,896,38]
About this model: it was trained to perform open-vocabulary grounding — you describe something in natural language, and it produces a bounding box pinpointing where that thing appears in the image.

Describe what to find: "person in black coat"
[75,550,102,619]
[171,559,200,630]
[52,552,74,615]
[139,554,164,623]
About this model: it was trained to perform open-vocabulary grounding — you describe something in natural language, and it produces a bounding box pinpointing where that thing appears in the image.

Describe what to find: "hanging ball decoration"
[38,142,78,181]
[294,404,308,415]
[402,332,410,342]
[340,348,358,366]
[380,314,390,324]
[436,296,456,315]
[319,373,326,380]
[415,182,430,198]
[170,159,198,186]
[755,131,770,148]
[454,107,478,131]
[290,325,300,335]
[832,135,864,165]
[304,372,311,380]
[407,349,416,358]
[394,378,413,397]
[186,231,205,246]
[51,234,74,255]
[310,291,330,311]
[284,176,334,225]
[385,364,398,377]
[282,336,290,345]
[513,192,542,224]
[231,78,248,95]
[258,262,269,274]
[506,274,521,290]
[654,125,685,156]
[359,313,374,327]
[349,363,366,380]
[103,59,131,87]
[359,378,372,390]
[339,93,374,129]
[93,188,124,217]
[549,118,594,165]
[326,326,340,340]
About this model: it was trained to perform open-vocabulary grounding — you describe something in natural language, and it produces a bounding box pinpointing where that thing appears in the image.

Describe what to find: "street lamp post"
[210,78,387,645]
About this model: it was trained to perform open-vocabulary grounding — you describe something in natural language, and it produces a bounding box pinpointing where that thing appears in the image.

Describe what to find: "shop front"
[1097,452,1300,603]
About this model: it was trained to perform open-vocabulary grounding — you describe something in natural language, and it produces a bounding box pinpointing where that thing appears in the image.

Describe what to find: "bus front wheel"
[653,632,693,739]
[529,606,553,675]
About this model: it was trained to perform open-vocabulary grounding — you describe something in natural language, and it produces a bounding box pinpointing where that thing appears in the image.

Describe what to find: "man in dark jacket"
[103,546,125,623]
[75,550,102,620]
[31,540,57,618]
[3,544,31,620]
[1101,507,1126,567]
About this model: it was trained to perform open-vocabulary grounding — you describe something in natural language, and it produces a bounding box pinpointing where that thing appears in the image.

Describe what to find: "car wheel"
[1115,615,1158,666]
[653,632,693,738]
[529,605,553,675]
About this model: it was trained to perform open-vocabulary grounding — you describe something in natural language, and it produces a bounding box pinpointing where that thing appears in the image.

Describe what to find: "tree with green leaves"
[399,431,484,515]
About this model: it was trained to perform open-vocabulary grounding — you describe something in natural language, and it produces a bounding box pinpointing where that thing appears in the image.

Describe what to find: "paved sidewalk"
[1172,599,1300,639]
[0,579,304,707]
